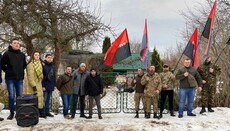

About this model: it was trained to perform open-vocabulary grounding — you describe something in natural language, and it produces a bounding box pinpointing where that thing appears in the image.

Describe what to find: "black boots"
[159,111,163,118]
[0,117,3,121]
[170,110,175,116]
[153,113,159,119]
[46,112,54,117]
[208,105,214,112]
[144,111,147,118]
[39,109,46,118]
[200,106,206,114]
[146,112,150,119]
[200,105,213,114]
[134,111,139,118]
[7,110,14,120]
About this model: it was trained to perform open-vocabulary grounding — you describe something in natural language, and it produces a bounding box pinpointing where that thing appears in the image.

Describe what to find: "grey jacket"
[72,69,89,95]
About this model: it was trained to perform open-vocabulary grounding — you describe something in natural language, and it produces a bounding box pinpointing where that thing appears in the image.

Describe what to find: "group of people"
[0,38,104,121]
[0,38,56,121]
[0,38,221,121]
[56,63,103,120]
[133,58,220,119]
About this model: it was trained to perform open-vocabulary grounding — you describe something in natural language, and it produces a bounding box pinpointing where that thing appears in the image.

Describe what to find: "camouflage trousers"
[134,93,146,111]
[200,85,216,106]
[146,95,159,113]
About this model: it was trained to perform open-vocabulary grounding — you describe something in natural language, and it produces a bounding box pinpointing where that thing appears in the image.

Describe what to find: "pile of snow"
[0,107,230,130]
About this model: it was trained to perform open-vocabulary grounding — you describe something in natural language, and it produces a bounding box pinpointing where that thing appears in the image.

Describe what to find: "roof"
[113,52,152,70]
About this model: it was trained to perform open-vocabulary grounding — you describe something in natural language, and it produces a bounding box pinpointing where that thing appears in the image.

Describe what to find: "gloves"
[32,86,37,95]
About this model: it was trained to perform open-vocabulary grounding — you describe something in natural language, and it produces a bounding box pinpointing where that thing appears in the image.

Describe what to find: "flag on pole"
[103,29,131,66]
[140,19,150,69]
[202,1,217,56]
[183,28,200,68]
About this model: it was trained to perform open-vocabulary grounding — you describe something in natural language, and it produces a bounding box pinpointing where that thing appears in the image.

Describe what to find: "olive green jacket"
[176,66,202,88]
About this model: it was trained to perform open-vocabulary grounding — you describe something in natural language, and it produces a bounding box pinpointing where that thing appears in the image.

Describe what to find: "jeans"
[6,80,23,111]
[43,91,52,113]
[71,94,85,117]
[61,94,72,116]
[88,95,102,117]
[178,87,196,115]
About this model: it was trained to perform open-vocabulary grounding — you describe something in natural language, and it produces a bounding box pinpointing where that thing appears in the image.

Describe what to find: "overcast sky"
[87,0,206,55]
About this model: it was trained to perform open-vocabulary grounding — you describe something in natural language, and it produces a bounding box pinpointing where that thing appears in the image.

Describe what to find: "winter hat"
[90,68,97,72]
[80,63,86,67]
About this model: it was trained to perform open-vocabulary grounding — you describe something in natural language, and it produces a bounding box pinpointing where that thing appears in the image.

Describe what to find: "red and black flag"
[202,1,217,56]
[183,28,200,68]
[140,19,150,69]
[103,29,131,66]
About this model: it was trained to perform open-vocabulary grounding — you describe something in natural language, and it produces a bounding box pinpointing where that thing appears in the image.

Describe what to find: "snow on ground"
[0,107,230,131]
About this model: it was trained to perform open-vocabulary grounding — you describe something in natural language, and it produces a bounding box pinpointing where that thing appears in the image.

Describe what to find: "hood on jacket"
[8,46,21,53]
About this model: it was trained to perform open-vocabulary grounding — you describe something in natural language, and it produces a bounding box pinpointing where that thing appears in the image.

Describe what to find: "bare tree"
[129,40,141,53]
[0,0,113,70]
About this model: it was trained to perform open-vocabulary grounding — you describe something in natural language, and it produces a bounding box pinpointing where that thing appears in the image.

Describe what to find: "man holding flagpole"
[197,57,221,114]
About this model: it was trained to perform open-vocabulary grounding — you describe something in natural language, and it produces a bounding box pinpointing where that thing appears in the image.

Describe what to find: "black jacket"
[135,74,145,93]
[85,73,103,96]
[1,46,26,80]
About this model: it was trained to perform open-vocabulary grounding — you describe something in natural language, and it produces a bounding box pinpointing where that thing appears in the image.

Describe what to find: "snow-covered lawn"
[0,107,230,131]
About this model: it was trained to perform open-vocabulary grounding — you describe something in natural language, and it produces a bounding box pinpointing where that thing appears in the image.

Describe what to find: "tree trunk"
[25,38,34,56]
[53,42,61,75]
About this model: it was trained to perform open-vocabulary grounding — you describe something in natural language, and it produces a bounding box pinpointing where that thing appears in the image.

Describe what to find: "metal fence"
[51,72,168,115]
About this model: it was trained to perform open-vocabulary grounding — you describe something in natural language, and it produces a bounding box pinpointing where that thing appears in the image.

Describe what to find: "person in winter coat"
[159,64,176,118]
[71,63,89,118]
[176,58,202,118]
[197,57,221,114]
[42,54,56,117]
[141,65,162,119]
[1,38,27,120]
[56,66,73,119]
[0,53,4,121]
[85,68,103,119]
[133,68,146,118]
[27,51,45,117]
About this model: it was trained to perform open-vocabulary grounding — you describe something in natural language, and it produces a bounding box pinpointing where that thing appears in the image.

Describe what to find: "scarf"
[33,60,43,80]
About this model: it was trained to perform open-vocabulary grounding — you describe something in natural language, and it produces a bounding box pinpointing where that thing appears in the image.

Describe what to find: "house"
[113,52,152,73]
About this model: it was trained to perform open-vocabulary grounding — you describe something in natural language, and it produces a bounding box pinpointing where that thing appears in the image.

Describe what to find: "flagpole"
[213,44,228,65]
[172,52,184,73]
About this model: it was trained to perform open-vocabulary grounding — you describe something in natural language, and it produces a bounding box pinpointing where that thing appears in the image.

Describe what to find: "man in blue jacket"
[42,54,56,117]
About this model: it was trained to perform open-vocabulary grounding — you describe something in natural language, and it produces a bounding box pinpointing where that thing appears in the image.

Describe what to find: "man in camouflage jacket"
[141,65,162,119]
[197,57,221,114]
[159,64,176,118]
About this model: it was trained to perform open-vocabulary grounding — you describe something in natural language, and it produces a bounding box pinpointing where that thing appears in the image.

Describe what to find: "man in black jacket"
[1,38,27,120]
[85,68,103,119]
